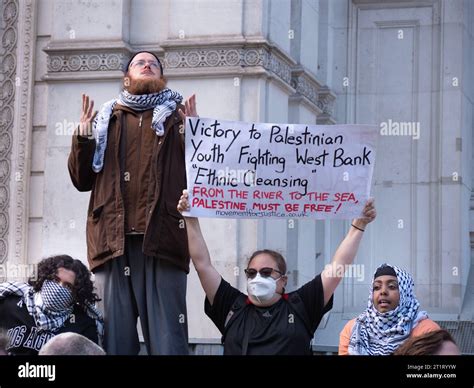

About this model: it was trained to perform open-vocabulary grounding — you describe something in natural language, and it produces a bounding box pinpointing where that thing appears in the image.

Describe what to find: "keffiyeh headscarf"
[348,264,428,355]
[92,88,183,172]
[0,281,104,340]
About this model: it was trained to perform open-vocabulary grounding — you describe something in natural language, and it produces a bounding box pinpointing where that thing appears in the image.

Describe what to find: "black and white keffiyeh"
[0,281,104,339]
[92,88,183,172]
[348,264,428,355]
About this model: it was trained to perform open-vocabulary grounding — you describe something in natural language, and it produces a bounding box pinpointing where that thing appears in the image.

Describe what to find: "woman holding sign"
[177,190,376,355]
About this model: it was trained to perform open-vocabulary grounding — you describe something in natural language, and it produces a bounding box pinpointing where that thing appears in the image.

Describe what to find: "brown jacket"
[68,106,189,273]
[119,105,156,233]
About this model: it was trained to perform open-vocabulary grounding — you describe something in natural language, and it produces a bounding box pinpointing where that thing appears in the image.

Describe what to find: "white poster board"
[185,117,377,219]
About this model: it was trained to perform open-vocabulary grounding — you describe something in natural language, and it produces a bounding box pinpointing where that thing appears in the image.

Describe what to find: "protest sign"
[185,117,377,219]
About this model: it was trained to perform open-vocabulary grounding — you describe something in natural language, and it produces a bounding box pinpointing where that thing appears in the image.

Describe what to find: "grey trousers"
[94,235,189,355]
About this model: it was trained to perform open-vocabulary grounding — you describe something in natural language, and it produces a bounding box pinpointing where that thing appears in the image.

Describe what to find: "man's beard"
[125,76,167,95]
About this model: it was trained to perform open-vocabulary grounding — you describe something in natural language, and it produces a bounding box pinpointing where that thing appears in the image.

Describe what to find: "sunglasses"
[244,267,282,279]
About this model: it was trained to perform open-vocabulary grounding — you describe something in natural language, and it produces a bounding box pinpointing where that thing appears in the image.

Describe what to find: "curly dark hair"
[30,255,100,307]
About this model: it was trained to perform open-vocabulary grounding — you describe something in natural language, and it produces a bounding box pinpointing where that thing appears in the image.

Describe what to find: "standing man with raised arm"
[68,51,197,355]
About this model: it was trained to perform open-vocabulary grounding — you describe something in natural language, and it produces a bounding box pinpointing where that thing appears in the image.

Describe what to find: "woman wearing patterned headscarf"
[338,263,440,355]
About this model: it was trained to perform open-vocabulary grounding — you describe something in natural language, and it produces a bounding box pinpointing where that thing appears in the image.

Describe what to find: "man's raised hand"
[78,94,98,138]
[178,94,197,123]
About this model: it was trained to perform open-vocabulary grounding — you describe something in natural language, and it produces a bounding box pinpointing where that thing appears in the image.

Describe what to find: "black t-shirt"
[204,274,333,355]
[0,295,98,355]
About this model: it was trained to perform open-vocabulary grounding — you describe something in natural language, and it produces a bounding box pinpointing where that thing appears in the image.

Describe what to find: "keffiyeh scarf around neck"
[0,281,104,340]
[348,264,428,355]
[92,88,183,172]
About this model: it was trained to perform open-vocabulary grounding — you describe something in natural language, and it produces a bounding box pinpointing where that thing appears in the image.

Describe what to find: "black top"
[0,295,98,355]
[205,274,333,355]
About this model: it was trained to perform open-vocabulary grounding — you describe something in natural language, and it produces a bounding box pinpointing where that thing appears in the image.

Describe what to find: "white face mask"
[247,273,280,303]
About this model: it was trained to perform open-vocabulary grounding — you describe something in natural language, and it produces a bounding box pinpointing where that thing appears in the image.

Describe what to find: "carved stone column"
[0,0,17,266]
[0,0,37,271]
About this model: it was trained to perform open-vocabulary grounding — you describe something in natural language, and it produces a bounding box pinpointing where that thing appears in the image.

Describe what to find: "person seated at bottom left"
[0,255,103,355]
